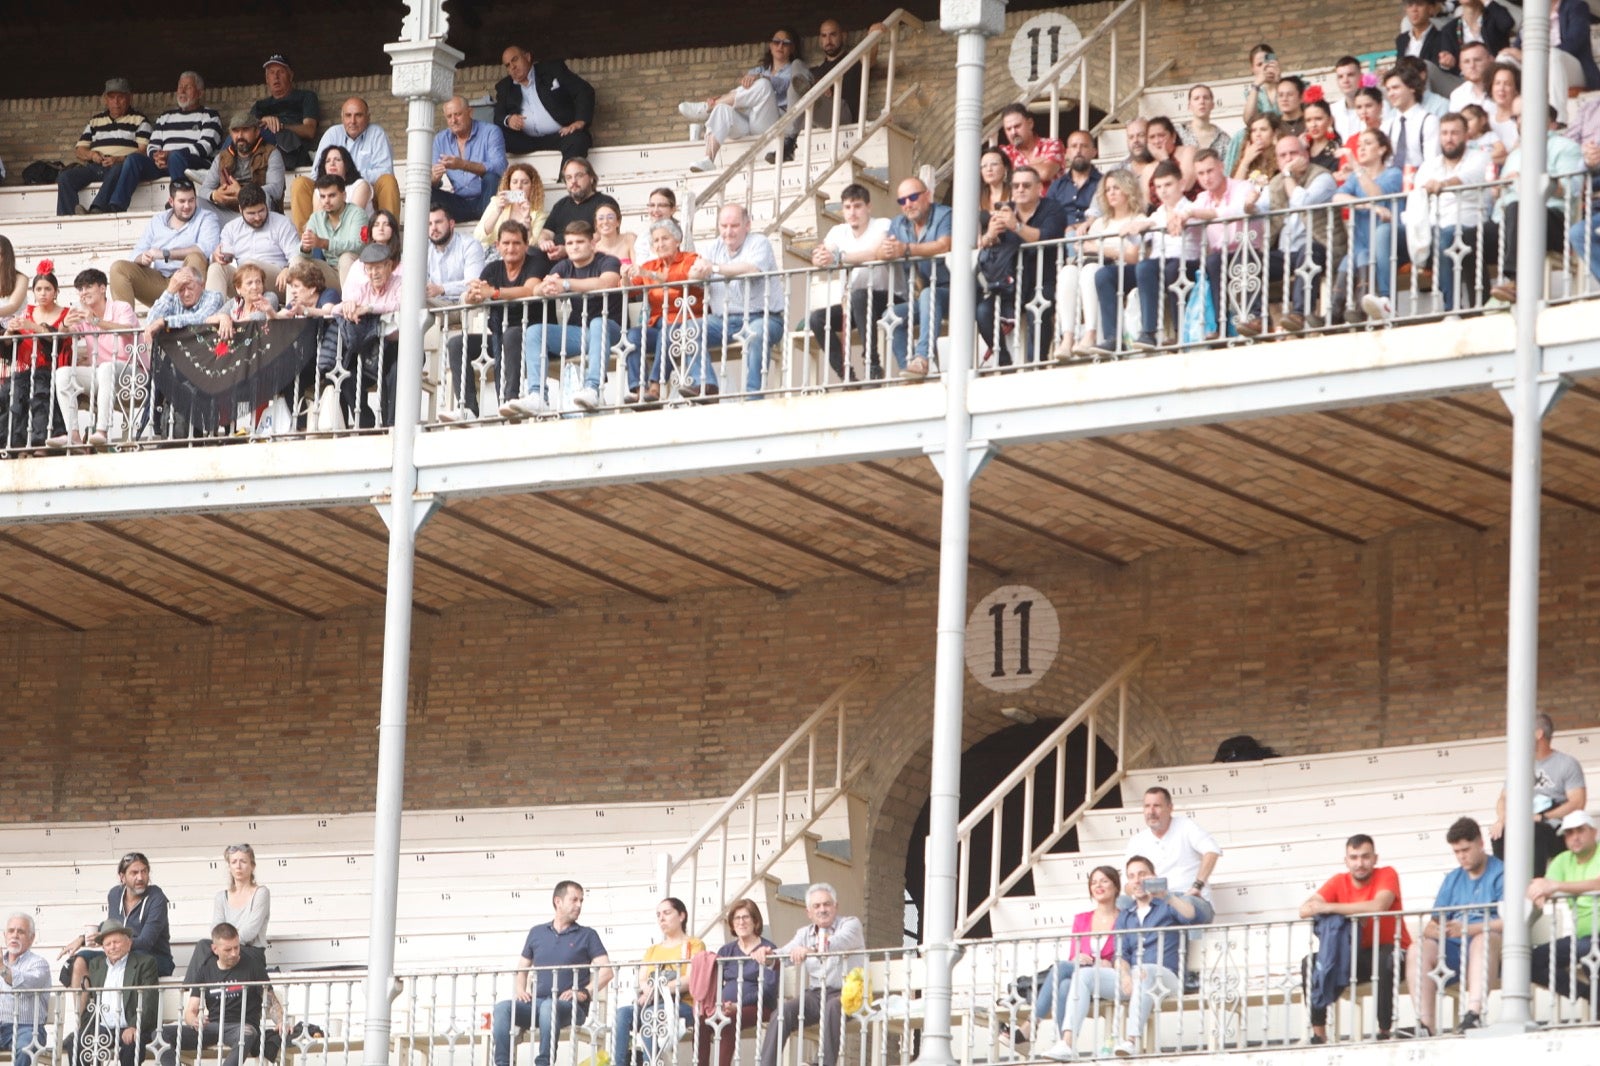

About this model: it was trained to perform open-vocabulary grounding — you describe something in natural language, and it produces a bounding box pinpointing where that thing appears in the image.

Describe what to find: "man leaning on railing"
[1528,810,1600,1002]
[1298,834,1410,1044]
[752,882,863,1066]
[157,922,272,1066]
[491,880,613,1066]
[0,913,50,1066]
[880,177,952,382]
[689,205,786,397]
[1406,816,1504,1035]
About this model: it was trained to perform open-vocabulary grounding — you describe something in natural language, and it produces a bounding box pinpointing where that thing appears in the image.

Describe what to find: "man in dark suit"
[68,920,159,1066]
[493,46,596,160]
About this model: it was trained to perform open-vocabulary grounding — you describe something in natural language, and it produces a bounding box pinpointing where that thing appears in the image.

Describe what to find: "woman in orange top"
[624,219,708,404]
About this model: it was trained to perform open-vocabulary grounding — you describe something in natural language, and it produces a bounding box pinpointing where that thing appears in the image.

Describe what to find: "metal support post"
[362,8,462,1063]
[917,4,1004,1066]
[1489,0,1550,1034]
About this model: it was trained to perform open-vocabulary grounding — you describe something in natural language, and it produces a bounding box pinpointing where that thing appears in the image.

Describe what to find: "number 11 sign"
[965,584,1061,692]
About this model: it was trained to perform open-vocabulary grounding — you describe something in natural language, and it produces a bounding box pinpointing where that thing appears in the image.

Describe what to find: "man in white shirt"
[1122,786,1222,924]
[808,183,892,384]
[1329,56,1372,143]
[206,182,301,297]
[1449,43,1494,113]
[1382,63,1440,169]
[0,914,50,1066]
[690,204,785,395]
[290,97,400,230]
[751,884,864,1066]
[1413,112,1494,312]
[425,205,488,306]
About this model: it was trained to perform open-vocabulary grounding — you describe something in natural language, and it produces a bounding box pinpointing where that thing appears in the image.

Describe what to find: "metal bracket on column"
[1494,373,1571,420]
[926,440,996,484]
[375,493,440,534]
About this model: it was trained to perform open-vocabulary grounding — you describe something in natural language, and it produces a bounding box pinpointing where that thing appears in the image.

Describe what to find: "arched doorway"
[902,716,1121,941]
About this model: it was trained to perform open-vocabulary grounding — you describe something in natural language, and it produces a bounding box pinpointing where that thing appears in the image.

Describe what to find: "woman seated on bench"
[695,898,778,1066]
[613,897,705,1066]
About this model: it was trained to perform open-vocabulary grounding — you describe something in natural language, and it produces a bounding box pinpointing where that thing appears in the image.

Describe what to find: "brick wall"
[4,506,1596,944]
[0,2,1403,186]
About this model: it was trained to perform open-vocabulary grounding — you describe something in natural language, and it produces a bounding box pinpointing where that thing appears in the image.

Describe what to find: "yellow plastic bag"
[840,966,866,1015]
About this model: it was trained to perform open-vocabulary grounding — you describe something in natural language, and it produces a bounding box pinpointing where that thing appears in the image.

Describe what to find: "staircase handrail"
[662,659,873,935]
[955,642,1156,935]
[687,10,923,233]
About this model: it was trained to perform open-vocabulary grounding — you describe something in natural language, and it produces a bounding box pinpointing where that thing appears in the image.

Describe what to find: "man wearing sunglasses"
[976,166,1067,366]
[878,178,951,381]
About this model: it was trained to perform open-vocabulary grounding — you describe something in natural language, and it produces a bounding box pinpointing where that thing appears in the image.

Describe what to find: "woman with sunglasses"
[679,28,813,173]
[214,844,271,949]
[59,852,174,979]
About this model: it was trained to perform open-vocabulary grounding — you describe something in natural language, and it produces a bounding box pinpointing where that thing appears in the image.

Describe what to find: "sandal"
[899,357,929,380]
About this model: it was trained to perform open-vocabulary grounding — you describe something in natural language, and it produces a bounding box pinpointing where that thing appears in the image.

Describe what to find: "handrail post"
[1108,28,1120,121]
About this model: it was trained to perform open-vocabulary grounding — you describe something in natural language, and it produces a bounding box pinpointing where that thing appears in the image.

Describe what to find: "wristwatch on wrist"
[1192,880,1206,891]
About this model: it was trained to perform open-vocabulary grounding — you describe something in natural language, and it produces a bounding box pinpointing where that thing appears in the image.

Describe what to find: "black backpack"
[22,160,65,185]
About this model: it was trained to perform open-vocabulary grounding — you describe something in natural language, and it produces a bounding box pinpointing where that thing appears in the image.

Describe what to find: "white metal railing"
[6,172,1600,455]
[685,10,925,241]
[22,905,1596,1066]
[661,660,873,940]
[955,645,1155,936]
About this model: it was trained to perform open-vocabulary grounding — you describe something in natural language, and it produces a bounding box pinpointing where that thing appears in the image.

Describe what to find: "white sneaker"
[571,386,601,411]
[1112,1039,1136,1057]
[1360,293,1393,322]
[436,407,474,424]
[1041,1040,1076,1061]
[690,157,717,173]
[500,395,549,419]
[678,101,710,120]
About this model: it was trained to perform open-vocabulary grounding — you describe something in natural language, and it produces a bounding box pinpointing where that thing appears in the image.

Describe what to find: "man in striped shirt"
[57,77,151,216]
[90,71,222,214]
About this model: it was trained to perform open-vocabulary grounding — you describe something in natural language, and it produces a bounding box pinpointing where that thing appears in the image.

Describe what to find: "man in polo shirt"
[431,96,507,223]
[689,204,784,397]
[879,176,951,381]
[92,71,222,214]
[207,183,300,297]
[290,97,401,231]
[1298,834,1409,1043]
[109,180,220,309]
[254,54,320,170]
[57,77,152,216]
[491,880,612,1066]
[1529,811,1600,1000]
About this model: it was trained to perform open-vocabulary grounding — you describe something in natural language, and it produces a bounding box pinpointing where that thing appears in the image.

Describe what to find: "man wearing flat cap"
[253,54,320,169]
[318,243,404,429]
[65,919,159,1066]
[57,78,152,216]
[201,111,286,219]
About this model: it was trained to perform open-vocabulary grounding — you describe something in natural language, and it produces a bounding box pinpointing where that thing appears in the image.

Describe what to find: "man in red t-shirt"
[1298,834,1409,1043]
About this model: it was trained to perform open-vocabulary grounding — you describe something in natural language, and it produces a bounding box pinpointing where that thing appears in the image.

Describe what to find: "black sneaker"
[1307,1034,1326,1046]
[1457,1011,1482,1032]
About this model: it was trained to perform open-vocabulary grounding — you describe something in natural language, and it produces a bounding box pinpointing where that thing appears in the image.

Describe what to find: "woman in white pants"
[54,266,140,448]
[680,28,814,173]
[1052,168,1145,359]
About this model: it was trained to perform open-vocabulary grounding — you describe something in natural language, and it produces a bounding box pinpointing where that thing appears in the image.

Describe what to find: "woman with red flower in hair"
[4,260,71,449]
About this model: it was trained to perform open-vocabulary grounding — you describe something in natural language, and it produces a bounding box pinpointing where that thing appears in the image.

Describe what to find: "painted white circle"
[1008,13,1085,91]
[966,585,1060,693]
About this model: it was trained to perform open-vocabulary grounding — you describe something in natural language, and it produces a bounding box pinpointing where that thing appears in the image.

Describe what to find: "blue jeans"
[1059,965,1121,1039]
[524,318,622,395]
[1094,259,1195,349]
[0,1022,40,1066]
[492,995,587,1066]
[626,321,706,391]
[92,149,200,211]
[57,161,111,215]
[1435,224,1498,311]
[612,1000,694,1066]
[1349,211,1395,298]
[1570,218,1600,286]
[1033,960,1077,1022]
[701,312,784,392]
[889,285,948,365]
[432,178,501,224]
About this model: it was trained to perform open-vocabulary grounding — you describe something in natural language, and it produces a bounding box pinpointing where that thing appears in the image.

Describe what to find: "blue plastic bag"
[1178,278,1216,346]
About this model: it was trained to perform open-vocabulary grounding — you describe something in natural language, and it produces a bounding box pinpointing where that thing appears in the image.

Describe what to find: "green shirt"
[1545,846,1600,939]
[303,204,370,260]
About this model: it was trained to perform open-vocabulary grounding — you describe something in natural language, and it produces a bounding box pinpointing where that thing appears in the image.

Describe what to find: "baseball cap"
[263,54,292,71]
[1557,811,1595,833]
